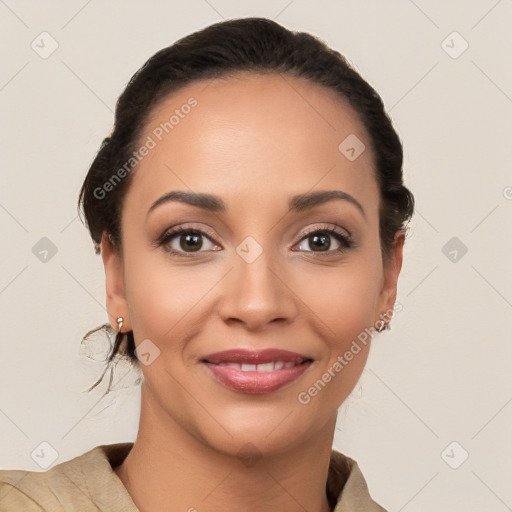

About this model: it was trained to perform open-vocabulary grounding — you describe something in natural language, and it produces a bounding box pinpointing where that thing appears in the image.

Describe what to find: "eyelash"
[155,224,354,258]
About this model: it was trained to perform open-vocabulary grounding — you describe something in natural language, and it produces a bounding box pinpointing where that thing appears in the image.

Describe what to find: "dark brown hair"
[78,17,414,390]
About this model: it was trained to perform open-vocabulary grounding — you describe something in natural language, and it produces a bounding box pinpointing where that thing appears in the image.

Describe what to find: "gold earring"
[116,317,124,333]
[377,319,388,333]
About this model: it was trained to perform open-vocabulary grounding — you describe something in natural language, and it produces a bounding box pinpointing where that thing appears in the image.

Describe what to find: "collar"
[0,442,387,511]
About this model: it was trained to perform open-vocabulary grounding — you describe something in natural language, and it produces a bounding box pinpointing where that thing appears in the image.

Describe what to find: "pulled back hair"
[78,17,414,391]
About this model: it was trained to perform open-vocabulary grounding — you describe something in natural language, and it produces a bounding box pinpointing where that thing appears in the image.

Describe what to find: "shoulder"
[0,443,136,512]
[328,449,388,512]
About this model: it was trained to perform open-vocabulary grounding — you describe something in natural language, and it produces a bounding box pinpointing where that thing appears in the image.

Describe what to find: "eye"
[295,226,353,255]
[156,224,354,258]
[157,227,220,257]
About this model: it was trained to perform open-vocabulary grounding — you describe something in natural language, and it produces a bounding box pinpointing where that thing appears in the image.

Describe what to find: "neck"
[114,384,337,512]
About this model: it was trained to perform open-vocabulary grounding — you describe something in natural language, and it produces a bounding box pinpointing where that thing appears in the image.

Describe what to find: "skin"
[101,71,404,512]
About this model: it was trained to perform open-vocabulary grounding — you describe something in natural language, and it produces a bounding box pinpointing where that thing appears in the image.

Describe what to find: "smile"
[200,348,314,394]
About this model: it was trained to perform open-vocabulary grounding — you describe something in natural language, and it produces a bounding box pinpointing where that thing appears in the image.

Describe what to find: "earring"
[377,319,388,333]
[116,317,124,333]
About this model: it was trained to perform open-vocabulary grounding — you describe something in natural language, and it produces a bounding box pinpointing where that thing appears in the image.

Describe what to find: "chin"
[196,404,331,460]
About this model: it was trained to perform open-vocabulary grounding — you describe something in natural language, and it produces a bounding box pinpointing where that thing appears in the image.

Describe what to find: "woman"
[0,17,413,512]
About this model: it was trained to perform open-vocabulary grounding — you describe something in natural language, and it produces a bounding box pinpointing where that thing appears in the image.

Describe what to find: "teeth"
[256,362,275,372]
[216,361,299,371]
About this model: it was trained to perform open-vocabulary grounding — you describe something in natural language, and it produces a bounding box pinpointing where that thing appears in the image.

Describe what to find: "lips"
[200,349,314,394]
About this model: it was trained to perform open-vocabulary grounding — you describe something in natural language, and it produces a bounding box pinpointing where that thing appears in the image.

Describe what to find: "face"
[102,72,403,457]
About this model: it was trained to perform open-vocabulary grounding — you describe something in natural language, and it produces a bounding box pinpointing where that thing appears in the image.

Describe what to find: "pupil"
[181,233,202,251]
[311,234,329,251]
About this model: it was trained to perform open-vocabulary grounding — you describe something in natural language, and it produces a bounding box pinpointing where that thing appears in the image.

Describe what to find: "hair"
[77,17,415,392]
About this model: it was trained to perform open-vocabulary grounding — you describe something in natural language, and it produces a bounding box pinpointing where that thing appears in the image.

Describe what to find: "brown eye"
[296,228,352,254]
[179,232,203,252]
[158,227,219,256]
[305,233,331,251]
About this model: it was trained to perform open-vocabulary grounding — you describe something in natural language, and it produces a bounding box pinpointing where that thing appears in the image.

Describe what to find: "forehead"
[124,72,378,216]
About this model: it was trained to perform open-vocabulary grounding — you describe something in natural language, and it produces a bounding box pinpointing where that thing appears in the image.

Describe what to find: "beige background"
[1,1,511,510]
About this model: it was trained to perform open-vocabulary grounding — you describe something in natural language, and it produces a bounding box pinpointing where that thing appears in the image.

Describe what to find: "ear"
[100,231,131,332]
[375,230,405,325]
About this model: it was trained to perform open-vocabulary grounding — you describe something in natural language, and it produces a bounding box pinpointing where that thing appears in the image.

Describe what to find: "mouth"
[200,348,314,394]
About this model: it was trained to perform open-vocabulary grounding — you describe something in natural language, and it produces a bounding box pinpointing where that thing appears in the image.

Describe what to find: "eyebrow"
[146,189,366,219]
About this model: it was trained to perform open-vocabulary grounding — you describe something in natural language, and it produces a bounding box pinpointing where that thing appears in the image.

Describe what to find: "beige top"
[0,443,387,511]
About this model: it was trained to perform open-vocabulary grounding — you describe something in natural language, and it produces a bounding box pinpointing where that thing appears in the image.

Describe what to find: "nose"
[217,251,298,331]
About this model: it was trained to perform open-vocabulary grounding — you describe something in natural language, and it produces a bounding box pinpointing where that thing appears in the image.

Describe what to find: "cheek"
[295,259,381,336]
[293,255,381,392]
[123,251,220,342]
[293,268,377,408]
